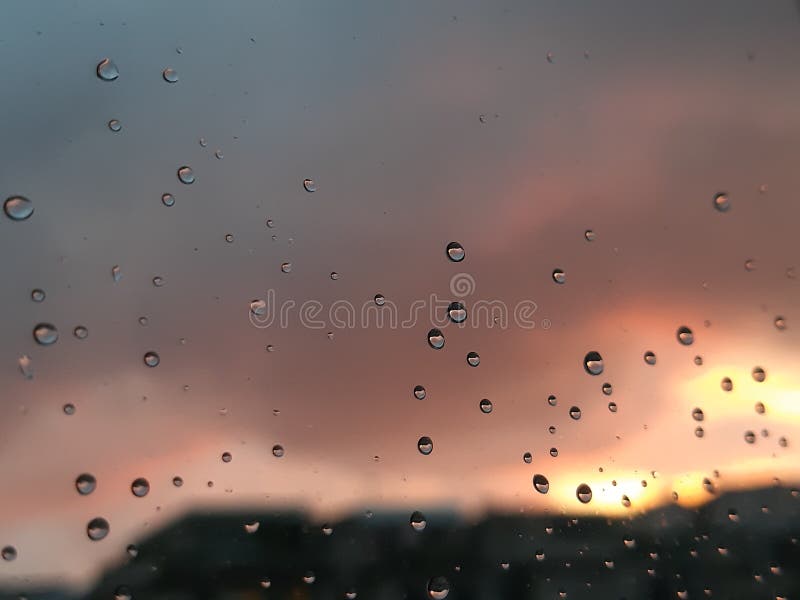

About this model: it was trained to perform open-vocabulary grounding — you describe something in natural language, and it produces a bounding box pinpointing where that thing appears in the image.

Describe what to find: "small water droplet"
[533,474,550,494]
[583,351,604,375]
[608,402,617,412]
[1,547,16,562]
[621,495,631,508]
[752,366,766,382]
[225,233,234,243]
[4,196,34,221]
[584,229,596,241]
[272,444,284,457]
[214,149,223,160]
[172,476,183,487]
[447,302,467,323]
[131,478,150,497]
[250,299,267,316]
[75,473,97,495]
[108,119,121,132]
[30,288,45,303]
[33,323,58,346]
[427,328,445,349]
[644,351,656,365]
[114,586,131,600]
[466,351,480,366]
[87,517,110,541]
[280,262,292,273]
[755,401,765,414]
[330,271,339,280]
[259,578,271,589]
[18,355,33,379]
[744,258,756,271]
[569,406,581,420]
[774,315,787,330]
[479,399,493,414]
[523,452,532,464]
[410,511,427,531]
[245,521,260,534]
[694,355,703,366]
[110,265,122,282]
[73,326,88,340]
[549,447,558,457]
[302,571,316,584]
[222,452,232,463]
[703,477,715,494]
[198,137,207,147]
[744,430,756,444]
[143,351,160,367]
[677,326,693,345]
[162,67,179,83]
[303,178,317,192]
[177,166,194,184]
[721,377,733,392]
[713,192,730,212]
[96,58,119,81]
[695,426,705,438]
[161,193,175,207]
[126,544,138,558]
[417,436,433,455]
[546,51,554,63]
[374,293,386,306]
[552,269,566,284]
[413,385,427,400]
[445,241,465,262]
[602,382,612,396]
[692,407,705,421]
[427,576,450,599]
[63,403,75,415]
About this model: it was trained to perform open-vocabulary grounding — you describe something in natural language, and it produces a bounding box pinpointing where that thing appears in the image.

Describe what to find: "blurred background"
[0,0,798,598]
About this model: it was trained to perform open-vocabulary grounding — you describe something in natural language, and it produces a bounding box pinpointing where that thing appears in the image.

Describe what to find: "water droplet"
[225,233,234,243]
[445,241,465,262]
[569,406,581,420]
[73,326,88,340]
[702,477,715,494]
[30,289,45,302]
[2,546,17,562]
[601,383,613,396]
[755,401,766,414]
[523,452,532,464]
[447,302,467,323]
[548,425,557,434]
[774,316,787,330]
[245,521,260,534]
[427,576,450,599]
[713,192,730,212]
[108,119,121,132]
[280,262,292,273]
[413,385,426,400]
[143,351,160,367]
[302,178,317,193]
[621,495,631,508]
[644,351,656,365]
[535,549,546,561]
[63,403,75,415]
[259,578,271,589]
[479,399,493,414]
[721,377,733,392]
[552,269,566,284]
[111,265,122,282]
[374,293,386,306]
[18,355,33,379]
[583,351,604,375]
[546,51,554,63]
[608,402,617,412]
[427,328,445,349]
[584,229,596,241]
[779,436,788,448]
[87,517,110,541]
[695,426,705,438]
[96,58,119,81]
[266,344,275,352]
[417,436,433,455]
[250,299,267,316]
[744,258,756,271]
[744,430,756,444]
[345,590,357,599]
[131,478,150,497]
[222,452,232,463]
[3,196,34,221]
[162,67,179,83]
[547,394,557,407]
[177,166,194,184]
[694,355,703,366]
[692,407,705,421]
[33,323,58,345]
[126,544,138,558]
[161,193,175,207]
[677,326,693,345]
[549,447,558,457]
[138,316,148,327]
[533,474,550,494]
[410,511,427,531]
[575,483,592,503]
[302,571,316,584]
[113,586,131,600]
[75,473,97,495]
[172,476,183,487]
[752,366,766,382]
[214,149,223,160]
[272,444,284,457]
[466,351,480,367]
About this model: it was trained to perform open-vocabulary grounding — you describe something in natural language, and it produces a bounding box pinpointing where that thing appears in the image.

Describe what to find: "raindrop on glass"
[466,351,480,367]
[374,294,386,306]
[410,511,427,531]
[250,299,267,316]
[644,351,656,365]
[172,476,183,487]
[445,242,465,262]
[4,196,34,221]
[303,178,317,192]
[447,302,467,323]
[583,351,604,375]
[222,452,232,463]
[1,547,16,562]
[552,269,566,284]
[576,484,593,503]
[547,394,557,407]
[413,385,426,400]
[752,366,766,382]
[96,58,119,81]
[177,166,195,184]
[427,329,445,350]
[87,517,110,541]
[63,403,75,415]
[143,351,160,367]
[73,326,88,340]
[33,323,58,346]
[533,474,550,494]
[162,67,179,83]
[427,576,450,600]
[280,262,292,273]
[131,478,150,497]
[31,289,45,302]
[677,326,693,345]
[417,436,433,455]
[272,444,284,458]
[108,119,121,132]
[721,377,733,392]
[569,406,581,420]
[692,407,704,422]
[161,193,175,207]
[713,192,730,212]
[479,399,493,414]
[523,452,532,464]
[75,473,96,495]
[584,229,596,241]
[602,383,612,396]
[744,430,756,444]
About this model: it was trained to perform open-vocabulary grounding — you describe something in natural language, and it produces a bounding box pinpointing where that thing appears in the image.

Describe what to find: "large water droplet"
[643,351,656,365]
[33,323,58,345]
[162,67,179,83]
[410,511,427,531]
[87,517,110,541]
[177,166,195,184]
[677,326,693,345]
[547,394,557,406]
[608,402,618,412]
[752,366,766,382]
[447,302,467,323]
[552,269,566,284]
[445,242,465,262]
[250,299,267,316]
[713,192,730,212]
[75,473,97,495]
[161,193,175,207]
[427,576,450,599]
[533,474,550,494]
[576,483,593,504]
[143,351,160,367]
[221,452,232,463]
[96,58,119,81]
[131,478,150,497]
[427,329,445,349]
[4,196,34,221]
[479,399,493,414]
[413,385,426,400]
[417,436,433,455]
[569,406,581,420]
[583,351,604,375]
[549,447,558,457]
